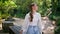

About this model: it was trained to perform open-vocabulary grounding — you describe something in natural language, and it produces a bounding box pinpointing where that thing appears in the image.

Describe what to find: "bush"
[56,19,60,26]
[55,26,60,34]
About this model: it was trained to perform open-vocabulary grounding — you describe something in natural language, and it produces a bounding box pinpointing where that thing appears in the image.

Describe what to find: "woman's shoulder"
[25,13,30,17]
[36,12,41,16]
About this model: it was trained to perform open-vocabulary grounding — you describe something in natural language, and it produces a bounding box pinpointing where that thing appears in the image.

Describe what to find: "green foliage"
[54,0,60,34]
[56,19,60,26]
[14,0,32,18]
[55,26,60,34]
[0,0,53,18]
[0,0,17,19]
[14,0,52,18]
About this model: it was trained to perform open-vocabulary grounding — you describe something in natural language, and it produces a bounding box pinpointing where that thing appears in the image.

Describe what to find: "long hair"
[29,3,36,22]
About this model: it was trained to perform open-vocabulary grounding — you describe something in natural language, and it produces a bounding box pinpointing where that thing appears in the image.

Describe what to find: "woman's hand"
[20,30,23,34]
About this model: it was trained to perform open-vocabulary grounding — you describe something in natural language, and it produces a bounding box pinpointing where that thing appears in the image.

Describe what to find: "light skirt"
[26,26,41,34]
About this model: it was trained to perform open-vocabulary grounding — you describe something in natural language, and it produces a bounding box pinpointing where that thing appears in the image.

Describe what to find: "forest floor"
[0,16,56,34]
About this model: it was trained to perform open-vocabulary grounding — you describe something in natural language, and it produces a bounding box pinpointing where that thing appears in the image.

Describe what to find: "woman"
[20,3,42,34]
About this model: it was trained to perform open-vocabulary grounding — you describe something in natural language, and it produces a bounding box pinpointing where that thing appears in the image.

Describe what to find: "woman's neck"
[32,10,36,14]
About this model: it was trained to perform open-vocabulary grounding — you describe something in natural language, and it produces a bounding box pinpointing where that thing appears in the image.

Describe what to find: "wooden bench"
[9,25,21,34]
[2,21,13,32]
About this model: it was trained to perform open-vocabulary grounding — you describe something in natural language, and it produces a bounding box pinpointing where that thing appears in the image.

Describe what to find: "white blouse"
[21,12,42,34]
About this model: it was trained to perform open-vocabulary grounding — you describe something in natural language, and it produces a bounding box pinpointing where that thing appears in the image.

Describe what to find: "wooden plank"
[9,25,21,34]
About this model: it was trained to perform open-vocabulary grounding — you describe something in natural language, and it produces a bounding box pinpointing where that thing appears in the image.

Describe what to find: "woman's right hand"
[20,30,23,34]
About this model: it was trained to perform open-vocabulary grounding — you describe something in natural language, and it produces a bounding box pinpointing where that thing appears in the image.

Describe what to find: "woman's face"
[32,4,38,12]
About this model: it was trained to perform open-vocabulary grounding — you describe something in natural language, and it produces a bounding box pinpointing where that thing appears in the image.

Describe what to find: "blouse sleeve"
[21,14,29,33]
[38,14,42,34]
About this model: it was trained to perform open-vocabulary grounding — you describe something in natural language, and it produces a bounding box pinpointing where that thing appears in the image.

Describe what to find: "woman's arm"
[20,14,29,34]
[38,14,42,34]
